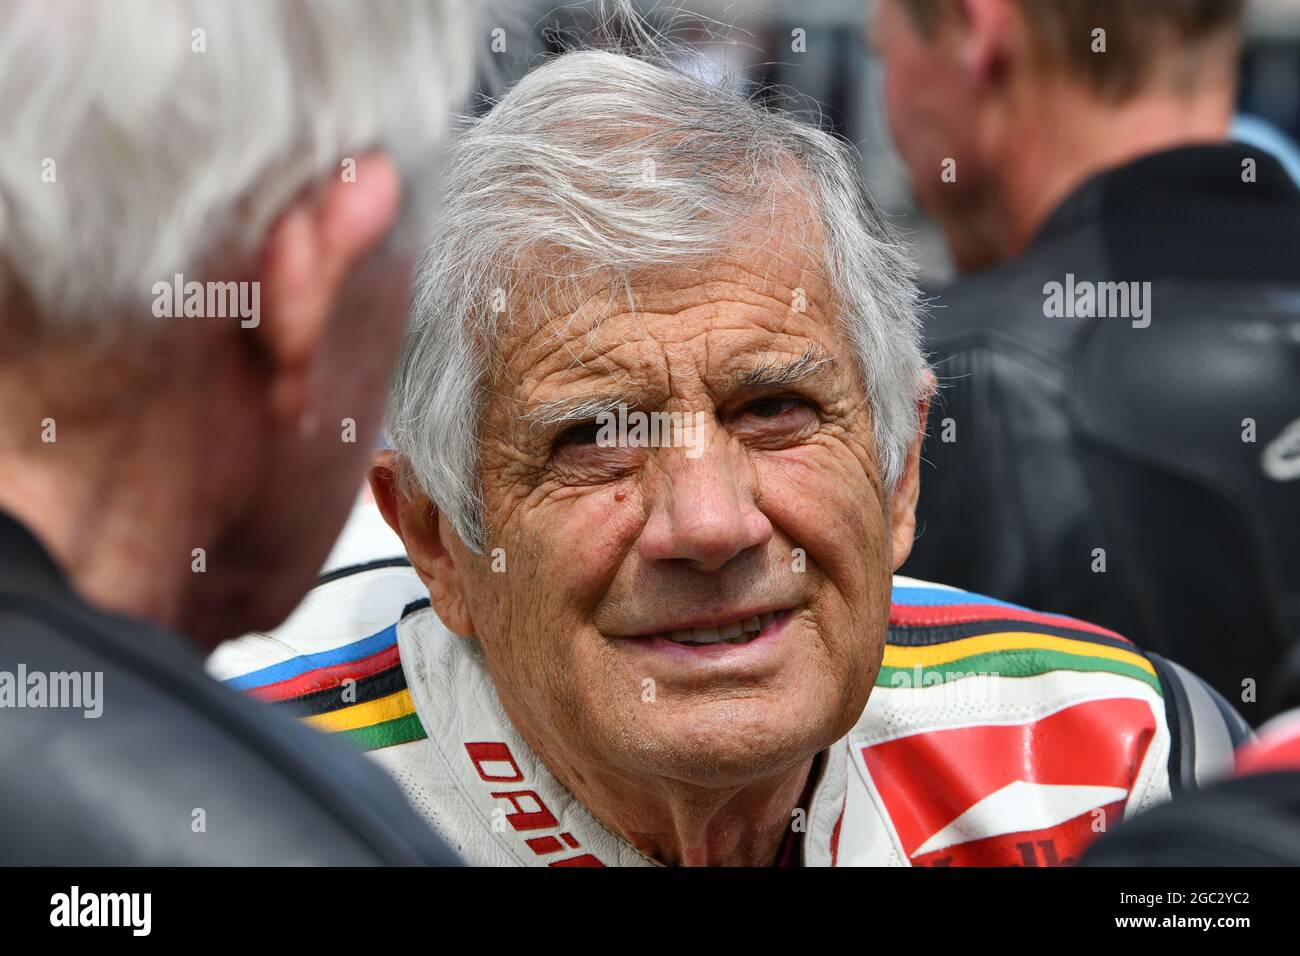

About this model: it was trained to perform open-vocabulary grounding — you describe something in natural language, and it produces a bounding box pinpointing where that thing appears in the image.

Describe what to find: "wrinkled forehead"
[486,212,846,403]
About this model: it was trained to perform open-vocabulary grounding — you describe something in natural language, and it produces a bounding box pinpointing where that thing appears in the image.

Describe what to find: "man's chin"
[610,702,836,789]
[179,554,320,650]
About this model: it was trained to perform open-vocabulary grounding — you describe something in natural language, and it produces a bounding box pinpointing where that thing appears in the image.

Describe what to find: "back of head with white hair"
[388,45,932,552]
[0,0,476,336]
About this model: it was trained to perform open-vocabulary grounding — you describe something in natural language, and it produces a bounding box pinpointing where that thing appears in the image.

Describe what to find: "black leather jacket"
[904,144,1300,723]
[0,511,459,865]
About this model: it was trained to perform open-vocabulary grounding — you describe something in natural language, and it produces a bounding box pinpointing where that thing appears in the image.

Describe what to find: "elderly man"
[213,49,1247,866]
[0,0,473,863]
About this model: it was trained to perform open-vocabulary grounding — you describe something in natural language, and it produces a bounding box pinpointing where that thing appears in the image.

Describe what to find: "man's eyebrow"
[521,392,635,433]
[731,345,835,391]
[518,345,835,432]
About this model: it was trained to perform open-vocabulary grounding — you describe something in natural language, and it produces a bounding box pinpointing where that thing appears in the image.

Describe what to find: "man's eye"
[745,396,810,419]
[555,422,603,447]
[732,396,821,447]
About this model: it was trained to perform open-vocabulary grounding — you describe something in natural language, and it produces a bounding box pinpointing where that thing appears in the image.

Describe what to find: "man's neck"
[0,431,198,634]
[988,82,1234,263]
[587,758,816,867]
[0,358,227,637]
[516,718,817,866]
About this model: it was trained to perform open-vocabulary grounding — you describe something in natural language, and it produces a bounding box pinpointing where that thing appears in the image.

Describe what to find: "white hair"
[0,0,476,332]
[389,48,931,552]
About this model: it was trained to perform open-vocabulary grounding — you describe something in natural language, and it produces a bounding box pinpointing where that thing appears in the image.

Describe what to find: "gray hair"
[0,0,476,333]
[389,48,930,552]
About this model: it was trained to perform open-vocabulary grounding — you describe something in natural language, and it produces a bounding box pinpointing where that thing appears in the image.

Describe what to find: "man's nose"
[637,444,773,573]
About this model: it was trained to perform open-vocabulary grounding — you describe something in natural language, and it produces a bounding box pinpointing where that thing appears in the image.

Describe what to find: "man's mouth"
[638,608,794,647]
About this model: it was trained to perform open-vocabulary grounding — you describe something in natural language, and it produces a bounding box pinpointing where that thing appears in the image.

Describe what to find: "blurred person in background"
[0,0,476,864]
[870,0,1300,722]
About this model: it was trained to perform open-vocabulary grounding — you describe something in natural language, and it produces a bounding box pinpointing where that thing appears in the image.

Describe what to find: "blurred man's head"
[869,0,1245,271]
[0,0,473,644]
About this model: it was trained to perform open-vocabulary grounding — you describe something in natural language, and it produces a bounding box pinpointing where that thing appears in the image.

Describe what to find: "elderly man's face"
[432,223,921,789]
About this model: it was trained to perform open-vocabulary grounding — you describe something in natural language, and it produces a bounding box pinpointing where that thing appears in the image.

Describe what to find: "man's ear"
[889,386,932,572]
[957,0,1016,92]
[369,453,476,637]
[253,153,402,432]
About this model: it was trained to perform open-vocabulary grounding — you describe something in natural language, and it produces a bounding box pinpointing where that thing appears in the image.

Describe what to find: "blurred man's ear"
[369,453,476,637]
[889,386,932,571]
[958,0,1016,91]
[252,153,402,434]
